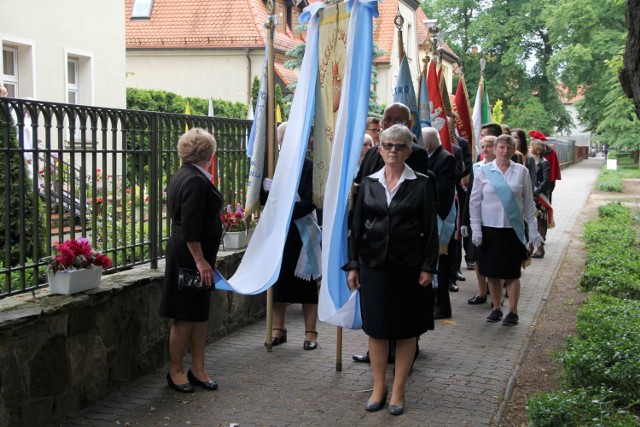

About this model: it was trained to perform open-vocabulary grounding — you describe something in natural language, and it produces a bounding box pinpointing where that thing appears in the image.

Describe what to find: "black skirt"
[159,233,219,322]
[478,226,528,279]
[359,264,434,340]
[272,222,319,304]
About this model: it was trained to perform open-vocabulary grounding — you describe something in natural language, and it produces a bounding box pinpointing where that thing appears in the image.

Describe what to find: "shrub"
[560,295,640,405]
[596,169,623,192]
[527,388,639,427]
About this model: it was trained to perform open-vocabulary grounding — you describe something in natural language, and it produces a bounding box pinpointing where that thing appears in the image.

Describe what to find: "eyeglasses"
[366,128,381,133]
[381,143,409,151]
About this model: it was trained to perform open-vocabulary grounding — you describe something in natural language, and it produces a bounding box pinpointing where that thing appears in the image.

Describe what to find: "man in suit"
[422,127,457,319]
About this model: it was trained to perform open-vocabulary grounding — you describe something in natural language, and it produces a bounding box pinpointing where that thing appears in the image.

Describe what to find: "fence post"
[149,113,159,269]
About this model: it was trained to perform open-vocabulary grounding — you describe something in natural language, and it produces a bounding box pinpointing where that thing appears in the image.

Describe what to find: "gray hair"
[277,122,287,145]
[495,134,516,149]
[380,124,413,146]
[177,128,216,164]
[363,133,374,146]
[421,127,441,150]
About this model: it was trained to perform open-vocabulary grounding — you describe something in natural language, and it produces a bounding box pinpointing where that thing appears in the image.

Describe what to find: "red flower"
[97,197,103,204]
[94,253,112,269]
[126,188,131,194]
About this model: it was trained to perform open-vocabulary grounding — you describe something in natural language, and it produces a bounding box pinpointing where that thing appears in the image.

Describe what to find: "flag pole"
[395,9,405,63]
[265,0,276,352]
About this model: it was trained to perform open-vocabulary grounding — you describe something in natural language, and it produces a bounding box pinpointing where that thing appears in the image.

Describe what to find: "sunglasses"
[381,143,409,151]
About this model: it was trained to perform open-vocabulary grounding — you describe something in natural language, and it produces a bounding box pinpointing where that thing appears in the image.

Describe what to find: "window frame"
[2,46,19,96]
[131,0,154,19]
[67,57,79,104]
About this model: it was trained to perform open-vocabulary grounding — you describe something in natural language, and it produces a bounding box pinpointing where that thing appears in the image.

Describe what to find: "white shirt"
[469,160,537,238]
[369,164,417,206]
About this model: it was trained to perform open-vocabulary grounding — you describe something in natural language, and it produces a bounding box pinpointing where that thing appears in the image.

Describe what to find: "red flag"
[454,74,474,150]
[207,154,217,185]
[427,60,453,154]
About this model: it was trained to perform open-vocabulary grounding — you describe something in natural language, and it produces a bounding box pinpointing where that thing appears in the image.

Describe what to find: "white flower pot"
[47,267,103,295]
[223,231,247,250]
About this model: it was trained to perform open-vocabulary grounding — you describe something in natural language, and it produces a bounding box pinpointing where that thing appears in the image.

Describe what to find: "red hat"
[529,130,547,141]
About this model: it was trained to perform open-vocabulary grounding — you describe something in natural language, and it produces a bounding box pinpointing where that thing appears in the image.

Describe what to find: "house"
[124,0,458,108]
[0,0,126,108]
[556,86,591,146]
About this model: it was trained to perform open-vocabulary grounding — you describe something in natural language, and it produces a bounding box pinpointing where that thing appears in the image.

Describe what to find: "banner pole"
[336,327,343,371]
[265,0,276,352]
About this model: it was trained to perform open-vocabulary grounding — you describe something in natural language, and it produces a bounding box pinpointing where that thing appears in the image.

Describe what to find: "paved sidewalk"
[64,158,605,427]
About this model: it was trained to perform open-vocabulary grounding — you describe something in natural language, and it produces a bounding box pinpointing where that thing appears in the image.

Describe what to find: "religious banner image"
[313,2,349,208]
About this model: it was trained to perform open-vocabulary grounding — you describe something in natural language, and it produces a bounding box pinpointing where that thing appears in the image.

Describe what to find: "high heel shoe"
[266,328,287,346]
[166,372,194,394]
[303,330,318,350]
[365,388,388,412]
[388,402,405,415]
[187,369,218,391]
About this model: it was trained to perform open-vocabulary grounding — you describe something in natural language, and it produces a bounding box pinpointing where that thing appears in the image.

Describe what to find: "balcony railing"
[1,97,251,299]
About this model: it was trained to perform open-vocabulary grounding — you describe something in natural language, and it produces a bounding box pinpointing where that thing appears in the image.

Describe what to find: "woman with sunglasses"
[344,124,439,416]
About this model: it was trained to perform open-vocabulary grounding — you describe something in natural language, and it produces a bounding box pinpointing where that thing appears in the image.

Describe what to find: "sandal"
[303,330,318,350]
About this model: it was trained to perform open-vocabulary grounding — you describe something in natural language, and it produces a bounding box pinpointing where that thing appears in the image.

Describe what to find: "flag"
[275,104,282,123]
[184,101,191,132]
[427,60,453,153]
[206,97,217,184]
[439,72,457,152]
[454,74,474,149]
[215,2,326,294]
[244,46,269,216]
[246,98,254,121]
[208,97,214,117]
[472,76,491,156]
[393,56,422,145]
[418,67,431,132]
[318,0,378,329]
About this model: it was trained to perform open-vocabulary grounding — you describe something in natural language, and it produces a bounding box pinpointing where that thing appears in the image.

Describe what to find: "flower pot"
[47,267,103,295]
[223,231,247,250]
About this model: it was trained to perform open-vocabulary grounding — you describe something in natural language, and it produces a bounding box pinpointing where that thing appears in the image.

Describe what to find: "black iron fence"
[0,97,251,298]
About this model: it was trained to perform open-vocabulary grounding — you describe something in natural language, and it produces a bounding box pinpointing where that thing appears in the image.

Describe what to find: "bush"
[527,388,639,427]
[596,169,623,192]
[560,295,640,405]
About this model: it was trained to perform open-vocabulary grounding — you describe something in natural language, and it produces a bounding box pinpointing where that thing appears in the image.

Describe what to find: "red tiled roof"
[274,60,298,86]
[125,0,301,52]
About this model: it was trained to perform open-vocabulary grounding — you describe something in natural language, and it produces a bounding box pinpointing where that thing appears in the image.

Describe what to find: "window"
[406,22,414,61]
[131,0,153,19]
[2,47,18,96]
[67,57,79,104]
[276,1,287,33]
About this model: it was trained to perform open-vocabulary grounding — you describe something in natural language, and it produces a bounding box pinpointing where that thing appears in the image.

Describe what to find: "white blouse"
[369,165,417,206]
[469,160,537,238]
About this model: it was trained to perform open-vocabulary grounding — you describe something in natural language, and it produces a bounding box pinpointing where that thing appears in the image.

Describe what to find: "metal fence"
[0,97,251,298]
[547,138,575,165]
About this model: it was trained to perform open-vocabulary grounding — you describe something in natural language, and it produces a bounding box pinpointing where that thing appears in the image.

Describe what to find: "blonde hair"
[177,128,216,164]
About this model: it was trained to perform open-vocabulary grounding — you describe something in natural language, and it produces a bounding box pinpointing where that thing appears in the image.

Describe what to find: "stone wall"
[0,250,264,427]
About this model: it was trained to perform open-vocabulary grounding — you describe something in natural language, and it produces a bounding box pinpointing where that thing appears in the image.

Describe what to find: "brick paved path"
[65,158,604,427]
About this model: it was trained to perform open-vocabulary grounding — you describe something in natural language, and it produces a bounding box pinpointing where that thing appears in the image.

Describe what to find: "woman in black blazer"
[345,124,439,416]
[160,128,222,394]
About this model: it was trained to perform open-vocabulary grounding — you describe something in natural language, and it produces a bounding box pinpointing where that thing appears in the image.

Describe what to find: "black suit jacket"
[534,157,551,198]
[167,164,223,267]
[345,172,438,273]
[456,135,472,179]
[427,145,457,220]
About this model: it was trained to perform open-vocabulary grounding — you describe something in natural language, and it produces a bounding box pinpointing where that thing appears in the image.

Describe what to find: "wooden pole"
[265,0,276,352]
[336,327,343,371]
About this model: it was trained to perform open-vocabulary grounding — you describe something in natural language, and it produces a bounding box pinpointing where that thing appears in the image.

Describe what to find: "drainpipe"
[245,47,252,104]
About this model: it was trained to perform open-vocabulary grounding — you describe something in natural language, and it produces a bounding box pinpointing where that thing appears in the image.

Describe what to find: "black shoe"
[502,312,519,326]
[487,309,503,322]
[365,388,388,412]
[468,294,487,304]
[448,282,459,292]
[266,328,287,346]
[455,271,466,281]
[303,330,318,350]
[352,352,370,363]
[434,311,452,320]
[187,370,218,390]
[166,372,194,393]
[388,403,405,415]
[466,261,476,270]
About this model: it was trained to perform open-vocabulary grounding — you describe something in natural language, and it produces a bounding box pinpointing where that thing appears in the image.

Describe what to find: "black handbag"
[178,268,214,292]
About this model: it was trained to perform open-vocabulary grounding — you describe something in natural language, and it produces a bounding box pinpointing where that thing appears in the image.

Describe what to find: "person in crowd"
[423,127,457,319]
[469,134,541,326]
[529,130,561,202]
[360,134,374,165]
[365,116,381,145]
[461,135,497,305]
[501,124,511,135]
[602,144,609,159]
[160,128,222,393]
[261,122,320,350]
[502,124,524,164]
[447,139,464,292]
[476,123,502,162]
[345,124,439,415]
[352,102,432,364]
[512,128,536,189]
[530,140,552,258]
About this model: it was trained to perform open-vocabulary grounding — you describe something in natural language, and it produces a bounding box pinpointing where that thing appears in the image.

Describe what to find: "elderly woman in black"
[530,140,552,258]
[345,124,439,416]
[160,128,222,393]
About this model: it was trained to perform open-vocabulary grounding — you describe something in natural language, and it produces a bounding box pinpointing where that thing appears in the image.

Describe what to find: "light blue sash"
[481,163,526,247]
[437,199,457,247]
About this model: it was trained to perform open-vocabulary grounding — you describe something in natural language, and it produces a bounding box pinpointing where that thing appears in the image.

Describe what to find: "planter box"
[223,231,247,250]
[47,267,103,295]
